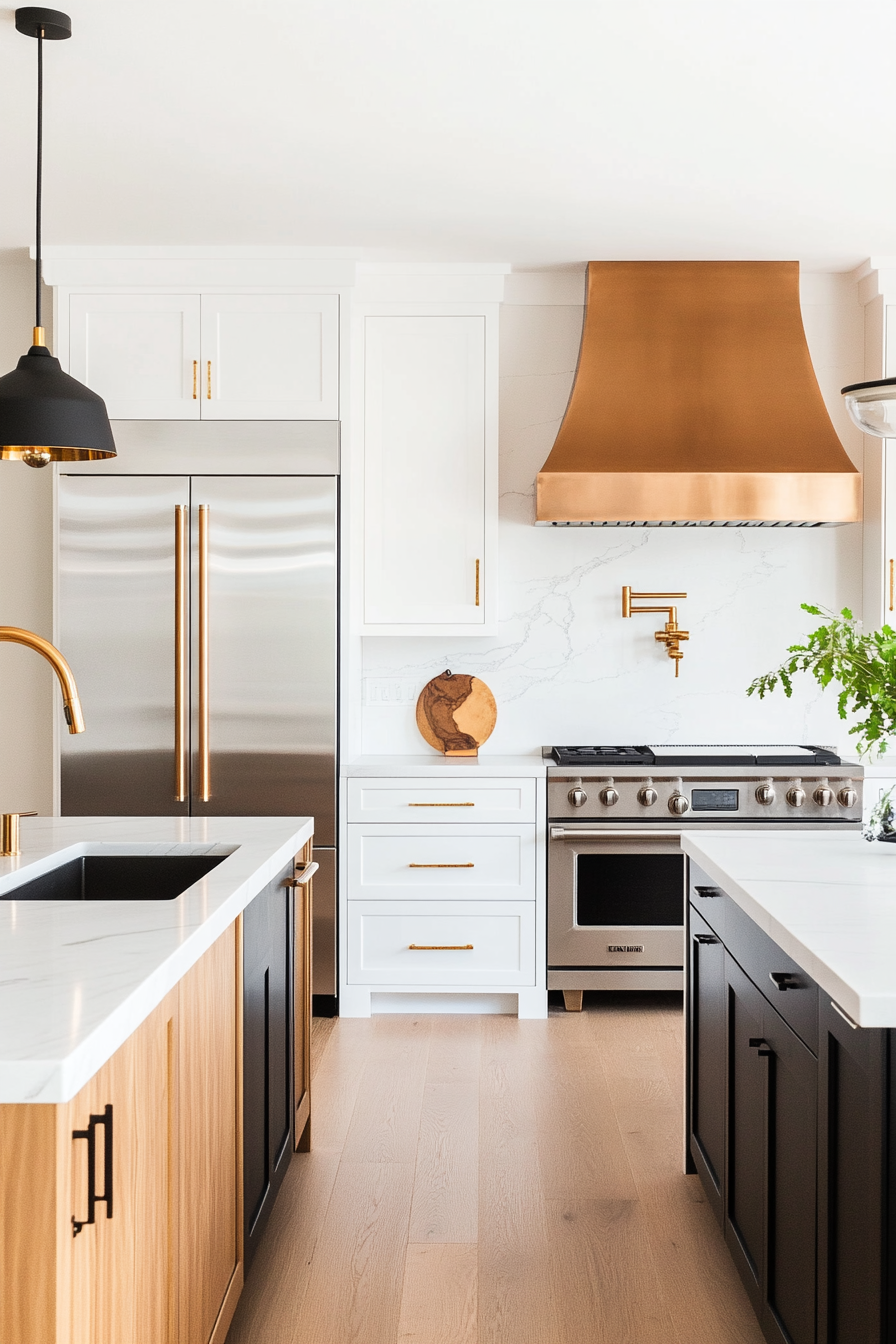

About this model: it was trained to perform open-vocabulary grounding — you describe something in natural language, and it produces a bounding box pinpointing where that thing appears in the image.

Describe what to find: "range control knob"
[838,783,858,808]
[814,779,834,807]
[568,784,588,808]
[669,792,690,816]
[638,780,658,807]
[786,780,806,808]
[599,779,619,807]
[755,778,776,806]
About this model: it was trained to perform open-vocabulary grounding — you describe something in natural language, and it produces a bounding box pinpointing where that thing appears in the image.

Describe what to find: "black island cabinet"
[687,858,893,1344]
[243,858,295,1271]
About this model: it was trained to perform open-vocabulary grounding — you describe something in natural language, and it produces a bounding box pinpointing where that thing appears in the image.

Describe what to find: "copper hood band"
[536,262,861,526]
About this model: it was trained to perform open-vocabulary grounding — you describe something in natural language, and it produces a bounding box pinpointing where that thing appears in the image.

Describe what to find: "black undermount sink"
[0,854,227,902]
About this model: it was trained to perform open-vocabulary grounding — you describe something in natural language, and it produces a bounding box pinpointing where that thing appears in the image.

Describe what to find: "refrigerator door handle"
[198,504,211,802]
[174,505,188,802]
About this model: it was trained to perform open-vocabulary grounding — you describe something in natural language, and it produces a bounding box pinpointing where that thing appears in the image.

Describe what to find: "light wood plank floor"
[226,994,765,1344]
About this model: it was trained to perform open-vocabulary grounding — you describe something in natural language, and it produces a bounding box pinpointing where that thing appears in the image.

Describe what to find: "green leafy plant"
[746,604,896,758]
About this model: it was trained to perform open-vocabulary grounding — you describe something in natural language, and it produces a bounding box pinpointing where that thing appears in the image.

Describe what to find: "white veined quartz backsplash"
[361,283,864,757]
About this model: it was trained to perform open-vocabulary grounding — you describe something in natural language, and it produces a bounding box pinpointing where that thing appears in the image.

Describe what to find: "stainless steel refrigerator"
[57,421,339,1005]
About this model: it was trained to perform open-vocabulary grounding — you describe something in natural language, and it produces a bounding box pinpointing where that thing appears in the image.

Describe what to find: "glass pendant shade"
[0,344,116,465]
[841,378,896,438]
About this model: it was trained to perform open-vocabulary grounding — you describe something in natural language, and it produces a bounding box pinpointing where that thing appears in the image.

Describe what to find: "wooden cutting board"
[415,669,497,756]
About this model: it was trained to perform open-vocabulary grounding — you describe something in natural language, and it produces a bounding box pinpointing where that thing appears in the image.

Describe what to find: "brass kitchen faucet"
[621,587,689,676]
[0,627,85,855]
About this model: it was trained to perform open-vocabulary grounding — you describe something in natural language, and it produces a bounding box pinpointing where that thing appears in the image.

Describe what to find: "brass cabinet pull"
[174,506,188,802]
[475,559,480,607]
[206,360,212,400]
[409,944,474,951]
[284,862,319,887]
[408,802,475,807]
[889,558,893,613]
[192,360,198,400]
[408,862,474,868]
[198,505,210,801]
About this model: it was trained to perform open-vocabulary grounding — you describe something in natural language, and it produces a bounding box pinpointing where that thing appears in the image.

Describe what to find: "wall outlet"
[363,678,419,707]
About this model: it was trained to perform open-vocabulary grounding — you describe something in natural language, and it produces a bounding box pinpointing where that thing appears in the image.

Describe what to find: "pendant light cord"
[35,28,43,334]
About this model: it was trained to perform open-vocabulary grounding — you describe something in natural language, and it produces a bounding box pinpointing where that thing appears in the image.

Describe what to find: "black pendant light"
[0,7,115,468]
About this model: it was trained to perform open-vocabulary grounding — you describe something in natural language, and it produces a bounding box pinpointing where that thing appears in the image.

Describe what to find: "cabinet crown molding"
[39,249,512,298]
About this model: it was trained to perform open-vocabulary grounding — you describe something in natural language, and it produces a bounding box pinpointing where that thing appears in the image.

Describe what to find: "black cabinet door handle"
[694,933,719,944]
[694,885,722,898]
[72,1103,113,1236]
[769,971,802,991]
[748,1037,773,1057]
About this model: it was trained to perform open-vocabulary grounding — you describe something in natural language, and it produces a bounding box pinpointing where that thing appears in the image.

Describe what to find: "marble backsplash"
[361,271,867,757]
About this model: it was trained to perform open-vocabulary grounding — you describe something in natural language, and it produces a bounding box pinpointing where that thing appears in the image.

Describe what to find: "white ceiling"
[0,0,894,268]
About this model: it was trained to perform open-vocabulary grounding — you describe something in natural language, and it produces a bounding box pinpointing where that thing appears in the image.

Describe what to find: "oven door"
[548,826,685,969]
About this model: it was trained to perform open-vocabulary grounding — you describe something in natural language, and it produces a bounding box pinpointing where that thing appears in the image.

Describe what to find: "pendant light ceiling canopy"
[0,7,115,468]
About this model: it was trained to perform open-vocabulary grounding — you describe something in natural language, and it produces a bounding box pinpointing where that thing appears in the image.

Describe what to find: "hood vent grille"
[536,262,861,528]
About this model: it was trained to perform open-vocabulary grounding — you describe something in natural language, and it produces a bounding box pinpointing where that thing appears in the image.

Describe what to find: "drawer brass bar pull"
[408,862,474,868]
[192,360,198,400]
[409,944,474,950]
[475,558,480,606]
[831,999,859,1030]
[408,802,475,807]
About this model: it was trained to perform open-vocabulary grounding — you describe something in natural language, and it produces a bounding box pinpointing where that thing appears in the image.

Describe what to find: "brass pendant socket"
[31,326,46,347]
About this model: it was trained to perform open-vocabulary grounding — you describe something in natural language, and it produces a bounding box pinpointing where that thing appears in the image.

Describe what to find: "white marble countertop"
[340,753,547,778]
[0,815,313,1104]
[681,830,896,1028]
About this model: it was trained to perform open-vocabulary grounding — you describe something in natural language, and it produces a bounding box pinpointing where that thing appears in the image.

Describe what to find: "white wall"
[360,269,867,756]
[0,254,54,813]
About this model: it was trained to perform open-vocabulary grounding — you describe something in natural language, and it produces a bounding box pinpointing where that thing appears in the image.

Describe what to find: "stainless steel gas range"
[546,744,862,1010]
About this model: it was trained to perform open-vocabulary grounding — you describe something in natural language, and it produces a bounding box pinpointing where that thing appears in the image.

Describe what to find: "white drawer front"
[347,900,535,985]
[347,778,537,823]
[348,825,535,900]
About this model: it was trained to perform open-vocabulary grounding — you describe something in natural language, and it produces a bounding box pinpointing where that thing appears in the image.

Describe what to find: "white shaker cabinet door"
[362,313,493,632]
[68,292,201,419]
[200,293,339,419]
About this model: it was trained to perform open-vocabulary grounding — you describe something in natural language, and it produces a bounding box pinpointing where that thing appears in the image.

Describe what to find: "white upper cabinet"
[362,311,497,633]
[69,293,201,419]
[67,291,339,420]
[200,294,339,419]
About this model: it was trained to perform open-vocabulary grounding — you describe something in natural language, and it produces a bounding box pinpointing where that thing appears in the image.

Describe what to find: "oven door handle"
[550,827,681,841]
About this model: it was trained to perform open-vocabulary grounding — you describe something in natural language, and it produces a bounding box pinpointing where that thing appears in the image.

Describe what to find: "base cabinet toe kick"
[687,858,891,1344]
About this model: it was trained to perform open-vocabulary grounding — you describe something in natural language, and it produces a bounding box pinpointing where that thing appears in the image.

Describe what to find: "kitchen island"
[0,814,314,1344]
[681,830,896,1027]
[681,829,896,1344]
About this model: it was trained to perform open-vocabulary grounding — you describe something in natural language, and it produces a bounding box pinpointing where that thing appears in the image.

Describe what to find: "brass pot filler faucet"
[0,627,85,857]
[622,587,689,675]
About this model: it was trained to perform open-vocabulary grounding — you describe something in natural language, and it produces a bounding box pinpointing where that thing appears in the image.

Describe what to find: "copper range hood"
[536,261,861,527]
